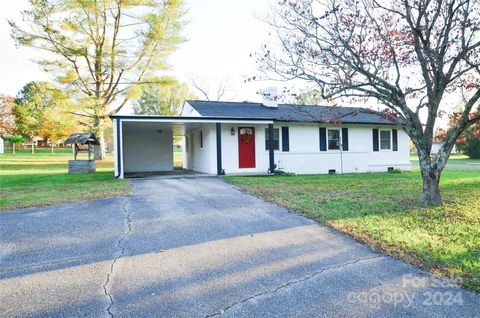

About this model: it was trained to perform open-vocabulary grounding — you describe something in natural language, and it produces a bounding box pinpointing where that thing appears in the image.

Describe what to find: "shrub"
[456,124,480,159]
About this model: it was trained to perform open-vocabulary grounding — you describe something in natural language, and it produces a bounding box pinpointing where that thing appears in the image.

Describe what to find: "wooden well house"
[64,133,100,174]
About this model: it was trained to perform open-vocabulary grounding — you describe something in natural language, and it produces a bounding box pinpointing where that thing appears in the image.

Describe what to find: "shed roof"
[64,133,100,145]
[186,100,402,125]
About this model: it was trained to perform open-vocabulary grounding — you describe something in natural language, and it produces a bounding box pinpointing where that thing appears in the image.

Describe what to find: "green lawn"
[0,151,130,210]
[410,153,480,164]
[227,169,480,292]
[174,148,183,168]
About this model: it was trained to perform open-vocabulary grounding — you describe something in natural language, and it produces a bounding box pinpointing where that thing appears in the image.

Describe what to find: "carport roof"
[110,115,274,123]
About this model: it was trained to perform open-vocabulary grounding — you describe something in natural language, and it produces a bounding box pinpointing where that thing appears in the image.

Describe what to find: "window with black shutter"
[265,128,279,150]
[380,130,391,150]
[327,129,341,150]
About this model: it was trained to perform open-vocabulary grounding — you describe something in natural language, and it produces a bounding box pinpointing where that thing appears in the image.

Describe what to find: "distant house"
[431,141,456,154]
[26,136,46,147]
[0,136,4,154]
[111,92,411,178]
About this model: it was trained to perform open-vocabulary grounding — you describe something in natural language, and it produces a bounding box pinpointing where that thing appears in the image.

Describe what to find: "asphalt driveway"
[1,177,479,317]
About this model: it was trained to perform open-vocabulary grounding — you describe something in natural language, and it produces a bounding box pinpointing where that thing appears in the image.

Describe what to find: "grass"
[0,151,131,211]
[227,169,480,292]
[410,153,480,164]
[174,148,183,168]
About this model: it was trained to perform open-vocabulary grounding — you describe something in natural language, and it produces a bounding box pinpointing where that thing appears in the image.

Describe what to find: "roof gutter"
[110,115,275,124]
[273,119,405,126]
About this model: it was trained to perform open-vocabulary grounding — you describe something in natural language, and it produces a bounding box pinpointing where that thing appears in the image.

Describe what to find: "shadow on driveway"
[1,177,479,317]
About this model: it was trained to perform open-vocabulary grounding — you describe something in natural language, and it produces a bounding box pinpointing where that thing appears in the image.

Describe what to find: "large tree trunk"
[93,116,106,160]
[12,143,15,154]
[420,166,442,206]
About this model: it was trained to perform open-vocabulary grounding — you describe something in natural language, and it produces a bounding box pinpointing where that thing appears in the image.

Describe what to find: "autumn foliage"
[259,0,480,206]
[0,95,16,137]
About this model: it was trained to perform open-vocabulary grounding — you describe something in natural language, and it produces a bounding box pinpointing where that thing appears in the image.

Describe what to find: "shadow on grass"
[0,171,130,210]
[226,170,480,292]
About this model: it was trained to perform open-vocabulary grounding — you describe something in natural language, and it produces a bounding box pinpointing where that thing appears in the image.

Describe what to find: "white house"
[431,141,456,154]
[112,97,411,178]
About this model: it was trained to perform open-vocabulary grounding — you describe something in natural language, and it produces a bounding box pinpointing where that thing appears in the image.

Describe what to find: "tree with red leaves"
[456,124,480,158]
[438,111,480,158]
[258,0,480,206]
[0,95,16,137]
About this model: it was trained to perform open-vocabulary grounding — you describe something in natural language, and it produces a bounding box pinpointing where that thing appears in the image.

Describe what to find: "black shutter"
[373,129,379,152]
[281,127,289,152]
[392,129,398,151]
[319,127,327,151]
[342,128,349,151]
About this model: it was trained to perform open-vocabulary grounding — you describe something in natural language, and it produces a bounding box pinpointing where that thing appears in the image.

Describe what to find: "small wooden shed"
[64,133,100,173]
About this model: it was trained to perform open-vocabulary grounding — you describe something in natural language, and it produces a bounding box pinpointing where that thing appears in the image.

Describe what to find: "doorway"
[238,127,256,168]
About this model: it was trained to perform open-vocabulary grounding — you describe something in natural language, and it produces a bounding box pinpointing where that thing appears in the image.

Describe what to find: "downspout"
[340,139,344,174]
[216,122,224,175]
[268,123,275,173]
[114,118,122,179]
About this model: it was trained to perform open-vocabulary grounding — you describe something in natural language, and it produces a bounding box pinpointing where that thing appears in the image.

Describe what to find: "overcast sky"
[0,0,279,113]
[0,1,458,125]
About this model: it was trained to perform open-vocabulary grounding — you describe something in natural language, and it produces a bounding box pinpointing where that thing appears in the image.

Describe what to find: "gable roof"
[65,133,100,145]
[186,100,402,125]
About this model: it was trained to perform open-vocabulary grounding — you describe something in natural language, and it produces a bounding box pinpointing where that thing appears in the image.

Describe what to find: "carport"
[111,115,274,179]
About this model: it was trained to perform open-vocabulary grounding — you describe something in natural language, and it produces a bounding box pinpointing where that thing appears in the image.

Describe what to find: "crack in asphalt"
[103,198,132,318]
[204,255,384,317]
[191,178,220,211]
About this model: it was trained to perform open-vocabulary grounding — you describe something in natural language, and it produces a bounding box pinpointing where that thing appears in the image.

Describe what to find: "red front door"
[238,127,256,168]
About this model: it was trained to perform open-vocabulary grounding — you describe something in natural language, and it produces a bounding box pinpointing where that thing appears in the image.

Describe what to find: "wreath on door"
[240,128,253,144]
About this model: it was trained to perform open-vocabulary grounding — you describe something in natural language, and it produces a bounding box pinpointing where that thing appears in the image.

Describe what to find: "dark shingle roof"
[186,100,402,125]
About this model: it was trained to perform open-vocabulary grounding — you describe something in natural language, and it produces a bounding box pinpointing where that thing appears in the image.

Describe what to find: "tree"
[38,97,78,154]
[456,125,480,158]
[133,77,194,115]
[14,81,77,154]
[10,0,187,159]
[0,95,16,137]
[189,76,233,101]
[440,112,480,159]
[295,89,325,105]
[9,135,27,155]
[258,0,480,206]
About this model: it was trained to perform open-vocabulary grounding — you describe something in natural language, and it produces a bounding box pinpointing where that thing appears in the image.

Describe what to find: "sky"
[0,0,276,114]
[0,1,461,125]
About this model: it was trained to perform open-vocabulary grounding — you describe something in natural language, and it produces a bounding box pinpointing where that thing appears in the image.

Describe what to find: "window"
[328,129,341,150]
[200,130,203,148]
[265,128,280,150]
[380,130,391,150]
